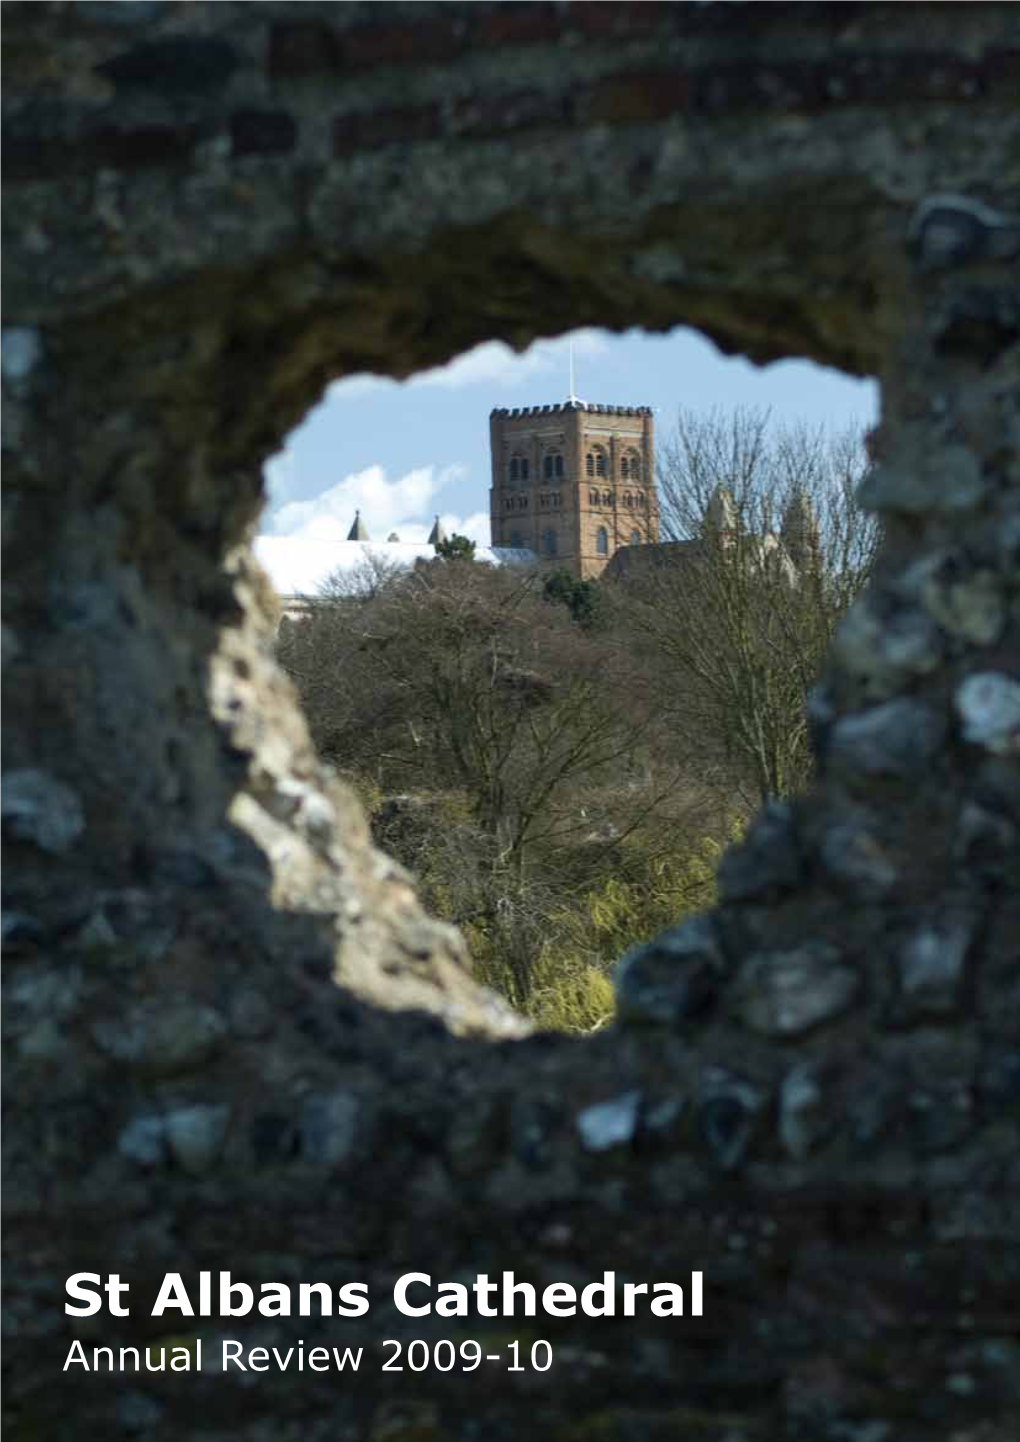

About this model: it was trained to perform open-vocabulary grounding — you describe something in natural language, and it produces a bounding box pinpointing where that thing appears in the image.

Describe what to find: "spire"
[703,484,737,534]
[427,514,448,546]
[347,510,370,541]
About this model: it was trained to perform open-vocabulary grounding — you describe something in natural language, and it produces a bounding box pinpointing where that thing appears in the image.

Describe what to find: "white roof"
[254,536,536,598]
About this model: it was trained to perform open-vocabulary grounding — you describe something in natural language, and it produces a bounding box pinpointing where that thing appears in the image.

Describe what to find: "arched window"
[543,454,553,479]
[621,456,629,479]
[554,454,564,478]
[589,489,600,506]
[586,453,594,477]
[623,492,633,508]
[509,457,519,484]
[595,450,607,478]
[637,491,647,507]
[596,527,608,556]
[521,458,529,481]
[602,491,612,507]
[630,529,640,546]
[629,454,641,481]
[544,529,558,556]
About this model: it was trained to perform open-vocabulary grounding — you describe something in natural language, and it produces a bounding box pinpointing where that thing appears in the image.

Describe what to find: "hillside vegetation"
[278,410,875,1030]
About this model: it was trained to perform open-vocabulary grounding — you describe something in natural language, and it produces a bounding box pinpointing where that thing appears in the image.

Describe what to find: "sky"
[260,326,879,550]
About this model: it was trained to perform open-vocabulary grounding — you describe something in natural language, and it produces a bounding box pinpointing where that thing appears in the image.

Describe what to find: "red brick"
[569,2,663,39]
[333,104,442,153]
[268,21,341,77]
[4,124,197,180]
[581,70,691,126]
[981,45,1020,96]
[341,18,463,69]
[230,109,296,158]
[470,2,564,49]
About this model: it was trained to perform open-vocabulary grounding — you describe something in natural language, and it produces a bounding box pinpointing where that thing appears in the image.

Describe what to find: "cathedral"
[489,399,659,579]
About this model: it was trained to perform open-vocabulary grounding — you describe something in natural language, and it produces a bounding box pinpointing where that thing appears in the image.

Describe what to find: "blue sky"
[261,326,878,547]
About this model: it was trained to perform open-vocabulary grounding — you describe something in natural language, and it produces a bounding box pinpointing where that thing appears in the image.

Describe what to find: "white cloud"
[325,327,610,401]
[262,461,477,545]
[263,448,298,508]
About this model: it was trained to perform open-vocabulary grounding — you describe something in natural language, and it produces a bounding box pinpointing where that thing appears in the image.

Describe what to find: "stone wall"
[3,3,1018,1438]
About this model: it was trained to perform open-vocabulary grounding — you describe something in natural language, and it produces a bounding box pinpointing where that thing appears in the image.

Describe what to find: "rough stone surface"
[4,4,1020,1439]
[736,944,860,1037]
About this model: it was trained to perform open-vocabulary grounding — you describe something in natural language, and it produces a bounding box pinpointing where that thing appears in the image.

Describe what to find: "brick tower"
[489,400,657,579]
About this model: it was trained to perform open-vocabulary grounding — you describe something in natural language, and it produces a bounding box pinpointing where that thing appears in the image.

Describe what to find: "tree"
[619,406,879,807]
[543,567,608,630]
[277,557,710,1009]
[435,533,477,562]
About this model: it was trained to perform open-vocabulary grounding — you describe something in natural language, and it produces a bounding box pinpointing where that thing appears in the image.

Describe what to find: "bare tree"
[623,406,879,806]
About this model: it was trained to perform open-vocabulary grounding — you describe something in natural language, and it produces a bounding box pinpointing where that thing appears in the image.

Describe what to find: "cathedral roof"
[255,537,535,599]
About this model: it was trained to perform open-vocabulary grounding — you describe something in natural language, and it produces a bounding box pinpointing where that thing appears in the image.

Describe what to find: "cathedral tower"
[489,401,657,579]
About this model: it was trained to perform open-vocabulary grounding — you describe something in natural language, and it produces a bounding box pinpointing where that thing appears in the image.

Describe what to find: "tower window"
[622,450,642,481]
[586,453,594,477]
[589,489,599,506]
[521,458,529,481]
[621,456,629,479]
[544,529,558,556]
[596,526,608,556]
[510,530,524,548]
[602,491,612,507]
[543,455,553,479]
[554,454,564,478]
[623,492,633,507]
[509,457,519,483]
[596,451,607,477]
[630,529,640,546]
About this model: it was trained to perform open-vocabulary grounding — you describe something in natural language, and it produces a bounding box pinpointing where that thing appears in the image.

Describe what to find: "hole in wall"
[255,325,878,1033]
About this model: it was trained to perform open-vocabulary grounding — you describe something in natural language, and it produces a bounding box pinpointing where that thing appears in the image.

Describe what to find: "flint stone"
[577,1090,642,1152]
[908,554,1005,647]
[1,768,84,853]
[699,1069,763,1171]
[954,801,1016,868]
[92,998,227,1073]
[779,1065,827,1160]
[301,1090,359,1167]
[909,193,1020,270]
[832,602,942,699]
[614,914,725,1027]
[1,326,42,382]
[821,816,898,895]
[165,1103,230,1175]
[117,1114,166,1168]
[955,672,1020,755]
[828,699,946,780]
[857,445,986,515]
[737,943,859,1037]
[717,802,801,902]
[899,915,973,1014]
